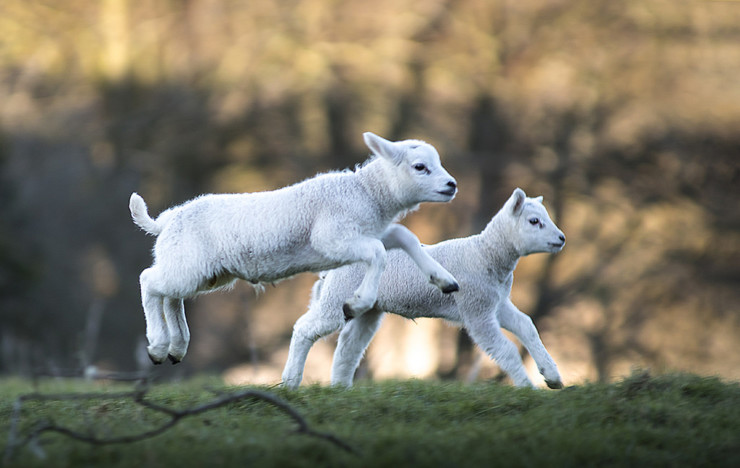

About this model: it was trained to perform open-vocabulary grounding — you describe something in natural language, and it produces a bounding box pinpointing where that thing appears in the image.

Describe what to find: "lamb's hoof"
[343,303,354,321]
[167,354,182,365]
[281,379,300,390]
[343,296,375,320]
[441,281,460,294]
[545,379,564,390]
[148,354,164,365]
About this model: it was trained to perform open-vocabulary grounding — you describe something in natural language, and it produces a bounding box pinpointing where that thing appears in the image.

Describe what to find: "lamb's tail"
[129,193,162,235]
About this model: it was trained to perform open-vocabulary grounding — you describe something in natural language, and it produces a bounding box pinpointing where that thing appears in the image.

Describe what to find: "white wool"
[282,188,566,389]
[131,132,459,364]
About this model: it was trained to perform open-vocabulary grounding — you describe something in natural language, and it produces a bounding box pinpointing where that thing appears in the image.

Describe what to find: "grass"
[1,371,739,467]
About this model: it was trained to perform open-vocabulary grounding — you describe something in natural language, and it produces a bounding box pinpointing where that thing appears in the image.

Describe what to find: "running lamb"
[282,188,565,389]
[130,132,460,365]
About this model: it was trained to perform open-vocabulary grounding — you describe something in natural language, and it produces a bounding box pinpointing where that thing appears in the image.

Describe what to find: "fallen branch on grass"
[28,366,151,384]
[4,383,355,462]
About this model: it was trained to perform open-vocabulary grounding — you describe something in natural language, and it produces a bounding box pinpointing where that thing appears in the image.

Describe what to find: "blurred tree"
[0,0,738,383]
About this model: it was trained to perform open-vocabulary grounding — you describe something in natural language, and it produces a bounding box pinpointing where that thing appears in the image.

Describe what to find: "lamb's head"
[363,132,457,206]
[504,188,565,256]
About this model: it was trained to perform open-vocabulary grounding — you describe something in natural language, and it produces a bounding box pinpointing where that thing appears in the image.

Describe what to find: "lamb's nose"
[559,234,566,242]
[446,180,457,190]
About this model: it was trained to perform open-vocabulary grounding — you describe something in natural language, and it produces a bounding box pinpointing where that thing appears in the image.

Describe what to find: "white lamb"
[130,132,460,365]
[282,188,565,389]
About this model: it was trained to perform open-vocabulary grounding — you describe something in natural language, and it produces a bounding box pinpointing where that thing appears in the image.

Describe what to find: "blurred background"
[1,0,738,386]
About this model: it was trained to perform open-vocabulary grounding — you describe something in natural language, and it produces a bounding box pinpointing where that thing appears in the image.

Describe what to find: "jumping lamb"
[130,132,460,365]
[282,188,565,389]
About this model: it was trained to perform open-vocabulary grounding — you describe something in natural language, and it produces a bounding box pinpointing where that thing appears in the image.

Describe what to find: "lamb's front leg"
[499,300,563,389]
[459,293,533,387]
[381,224,459,293]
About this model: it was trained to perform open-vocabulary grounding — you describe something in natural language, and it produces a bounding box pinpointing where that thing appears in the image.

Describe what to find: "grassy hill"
[2,371,739,467]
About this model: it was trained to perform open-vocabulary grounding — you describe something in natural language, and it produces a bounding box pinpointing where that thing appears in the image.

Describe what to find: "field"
[2,371,739,467]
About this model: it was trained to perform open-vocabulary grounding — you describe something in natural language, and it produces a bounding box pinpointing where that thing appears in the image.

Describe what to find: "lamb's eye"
[413,163,428,172]
[529,218,540,226]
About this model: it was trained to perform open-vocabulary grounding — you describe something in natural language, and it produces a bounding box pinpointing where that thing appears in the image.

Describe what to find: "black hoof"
[168,354,181,365]
[441,282,460,294]
[149,354,164,365]
[545,379,564,390]
[342,303,354,321]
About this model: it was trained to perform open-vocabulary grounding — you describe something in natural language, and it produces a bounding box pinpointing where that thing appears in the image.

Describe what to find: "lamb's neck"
[478,216,520,278]
[356,159,410,222]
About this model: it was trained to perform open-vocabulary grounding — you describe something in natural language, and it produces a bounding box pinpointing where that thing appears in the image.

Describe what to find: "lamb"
[130,132,460,365]
[282,188,565,389]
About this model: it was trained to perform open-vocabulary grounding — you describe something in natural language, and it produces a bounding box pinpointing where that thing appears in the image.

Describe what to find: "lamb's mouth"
[437,189,456,197]
[548,242,565,249]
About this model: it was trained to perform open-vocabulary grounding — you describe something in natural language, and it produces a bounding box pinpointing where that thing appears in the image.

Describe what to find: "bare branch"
[4,384,356,463]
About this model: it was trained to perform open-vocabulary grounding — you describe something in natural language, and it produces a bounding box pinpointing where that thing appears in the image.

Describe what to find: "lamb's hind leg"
[381,224,458,293]
[282,304,344,389]
[163,298,189,364]
[340,238,387,318]
[140,268,170,364]
[332,309,384,387]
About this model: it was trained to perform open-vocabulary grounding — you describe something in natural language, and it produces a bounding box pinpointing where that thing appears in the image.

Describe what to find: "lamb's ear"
[509,188,527,216]
[534,196,544,204]
[363,132,403,165]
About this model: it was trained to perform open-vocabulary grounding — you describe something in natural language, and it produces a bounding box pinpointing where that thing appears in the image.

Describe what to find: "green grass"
[2,371,739,467]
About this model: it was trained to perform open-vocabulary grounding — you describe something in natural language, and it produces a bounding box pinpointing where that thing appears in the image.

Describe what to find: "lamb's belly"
[234,246,336,284]
[379,288,458,321]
